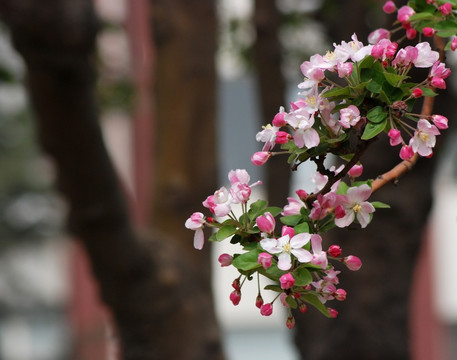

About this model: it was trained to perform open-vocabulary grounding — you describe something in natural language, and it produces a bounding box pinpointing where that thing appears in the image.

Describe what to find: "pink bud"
[232,278,241,291]
[431,115,448,130]
[280,292,289,307]
[256,212,276,234]
[334,289,347,301]
[423,27,435,37]
[344,255,362,271]
[385,42,398,58]
[412,88,423,98]
[251,151,271,166]
[400,145,414,160]
[296,189,308,202]
[406,28,417,40]
[388,128,403,146]
[255,294,264,308]
[286,316,296,329]
[299,303,308,313]
[328,245,342,258]
[230,290,241,306]
[440,3,453,16]
[260,303,273,316]
[397,5,415,23]
[368,28,390,45]
[337,62,353,77]
[328,307,339,318]
[383,1,396,14]
[273,110,286,127]
[281,225,295,238]
[431,77,446,89]
[280,273,295,290]
[257,252,273,269]
[218,253,233,267]
[451,37,457,51]
[348,164,363,178]
[334,205,346,219]
[275,131,290,144]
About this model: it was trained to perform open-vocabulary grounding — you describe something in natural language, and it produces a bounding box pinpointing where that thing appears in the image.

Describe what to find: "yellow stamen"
[353,204,362,213]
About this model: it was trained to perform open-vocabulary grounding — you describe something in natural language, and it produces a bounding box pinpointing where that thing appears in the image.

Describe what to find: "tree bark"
[0,0,224,359]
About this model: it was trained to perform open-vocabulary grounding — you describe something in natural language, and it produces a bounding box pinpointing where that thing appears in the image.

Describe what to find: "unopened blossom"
[368,28,390,44]
[260,232,313,271]
[410,119,440,157]
[337,62,353,78]
[251,151,271,166]
[348,164,363,177]
[451,38,457,51]
[286,316,296,329]
[388,128,403,146]
[440,2,453,16]
[344,255,362,271]
[400,144,414,160]
[258,252,273,269]
[275,131,290,144]
[431,115,448,130]
[255,294,264,308]
[282,197,302,216]
[272,106,287,127]
[334,289,347,301]
[185,212,206,250]
[335,184,375,229]
[397,5,415,24]
[296,189,308,201]
[431,77,446,89]
[280,292,289,307]
[412,88,423,98]
[383,1,396,14]
[218,253,233,267]
[339,105,361,128]
[299,303,308,313]
[310,234,328,269]
[328,308,338,318]
[328,245,342,258]
[260,303,273,316]
[371,39,397,61]
[203,187,232,217]
[230,290,241,305]
[414,42,439,68]
[423,27,435,37]
[430,61,451,80]
[406,28,417,40]
[256,212,276,234]
[280,273,295,289]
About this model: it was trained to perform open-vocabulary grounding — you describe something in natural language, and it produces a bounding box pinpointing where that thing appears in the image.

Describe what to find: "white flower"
[335,184,375,228]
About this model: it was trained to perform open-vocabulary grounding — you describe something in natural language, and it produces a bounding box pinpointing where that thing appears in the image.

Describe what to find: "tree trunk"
[0,0,225,359]
[253,0,290,208]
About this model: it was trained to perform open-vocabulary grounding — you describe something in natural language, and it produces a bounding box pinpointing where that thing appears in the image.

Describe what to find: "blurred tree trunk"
[293,1,450,359]
[253,0,290,207]
[0,0,224,359]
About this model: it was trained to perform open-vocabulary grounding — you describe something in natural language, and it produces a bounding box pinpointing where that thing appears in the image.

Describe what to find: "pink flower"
[310,192,337,220]
[256,124,279,151]
[230,290,241,305]
[388,128,403,146]
[348,164,363,178]
[260,232,313,270]
[251,151,271,166]
[430,61,451,79]
[334,289,347,301]
[337,62,353,78]
[339,105,361,128]
[275,131,290,144]
[406,28,417,40]
[368,28,390,44]
[280,273,295,289]
[282,197,302,216]
[328,308,339,318]
[279,292,289,307]
[397,5,415,23]
[256,212,276,234]
[431,115,448,130]
[344,255,362,271]
[423,27,435,37]
[260,303,273,316]
[383,1,396,14]
[335,184,375,229]
[258,252,273,269]
[296,189,308,201]
[431,77,446,89]
[218,253,233,267]
[400,145,414,160]
[451,37,457,51]
[299,303,308,313]
[412,88,423,98]
[410,119,440,157]
[414,42,439,68]
[392,46,418,67]
[185,212,206,250]
[203,187,232,217]
[334,205,345,219]
[272,106,287,127]
[310,234,328,269]
[440,3,453,16]
[328,245,342,258]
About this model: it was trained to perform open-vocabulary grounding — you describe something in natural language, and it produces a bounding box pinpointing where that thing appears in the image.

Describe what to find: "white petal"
[277,252,292,270]
[193,228,204,250]
[292,248,313,263]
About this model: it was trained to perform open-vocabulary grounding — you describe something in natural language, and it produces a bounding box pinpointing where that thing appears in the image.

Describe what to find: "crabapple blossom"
[272,106,287,127]
[431,77,446,89]
[440,3,453,16]
[251,151,271,166]
[388,128,403,146]
[397,5,415,24]
[400,144,414,160]
[258,252,273,269]
[296,189,308,201]
[339,105,361,128]
[230,290,241,306]
[260,232,313,271]
[185,212,206,250]
[256,124,279,151]
[286,316,296,329]
[412,88,423,98]
[423,27,435,37]
[344,255,362,271]
[452,38,457,51]
[256,212,276,234]
[280,273,295,289]
[310,234,328,269]
[335,184,375,229]
[255,294,264,308]
[284,106,320,149]
[310,192,337,220]
[275,131,290,144]
[414,42,439,68]
[335,289,347,301]
[282,197,302,216]
[410,119,440,157]
[260,303,273,316]
[299,303,308,313]
[280,292,289,307]
[368,28,390,44]
[328,308,338,318]
[324,267,341,284]
[406,28,417,40]
[431,115,448,130]
[337,62,353,78]
[430,61,451,80]
[218,253,233,267]
[203,187,232,217]
[328,245,342,258]
[348,164,363,178]
[382,1,396,14]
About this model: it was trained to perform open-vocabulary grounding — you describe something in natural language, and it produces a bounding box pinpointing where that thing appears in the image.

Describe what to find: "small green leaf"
[294,267,312,286]
[302,294,330,317]
[280,215,302,226]
[294,222,310,234]
[366,106,387,124]
[371,201,390,209]
[286,296,298,309]
[384,72,408,87]
[264,206,283,217]
[409,12,435,21]
[322,86,351,98]
[361,120,387,140]
[419,87,438,97]
[232,249,262,271]
[264,284,282,292]
[216,225,238,241]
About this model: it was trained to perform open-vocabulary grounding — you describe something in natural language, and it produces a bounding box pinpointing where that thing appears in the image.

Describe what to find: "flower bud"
[431,115,448,130]
[406,28,417,40]
[399,145,414,161]
[255,294,264,309]
[299,303,308,313]
[251,151,271,166]
[422,27,435,37]
[295,189,308,202]
[257,252,273,269]
[334,205,346,219]
[256,212,276,234]
[218,253,233,267]
[348,164,363,178]
[280,273,295,290]
[260,303,273,316]
[281,225,295,238]
[412,88,423,98]
[334,289,347,301]
[440,3,453,16]
[328,245,342,258]
[382,1,396,14]
[230,290,241,306]
[328,308,339,318]
[344,255,362,271]
[431,77,446,89]
[272,108,286,127]
[286,316,296,329]
[451,37,457,51]
[232,278,241,291]
[388,128,403,146]
[275,131,290,144]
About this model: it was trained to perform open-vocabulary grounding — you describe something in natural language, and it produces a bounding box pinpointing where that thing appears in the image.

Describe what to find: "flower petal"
[278,252,292,270]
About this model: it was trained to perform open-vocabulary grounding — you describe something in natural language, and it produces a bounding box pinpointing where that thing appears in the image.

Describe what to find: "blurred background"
[0,0,455,359]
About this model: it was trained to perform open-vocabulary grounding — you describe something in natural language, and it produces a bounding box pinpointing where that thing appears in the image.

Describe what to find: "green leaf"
[232,249,262,271]
[336,181,349,195]
[361,68,384,93]
[264,206,283,217]
[366,106,387,124]
[302,294,330,317]
[361,120,387,140]
[264,284,282,292]
[280,215,303,226]
[322,86,351,98]
[419,87,437,97]
[294,221,310,234]
[216,225,238,241]
[409,12,435,21]
[208,232,218,242]
[371,201,390,209]
[384,72,408,87]
[286,295,298,309]
[294,267,312,286]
